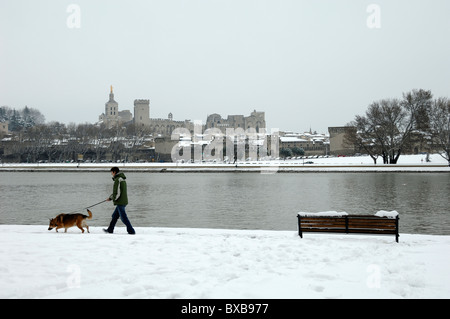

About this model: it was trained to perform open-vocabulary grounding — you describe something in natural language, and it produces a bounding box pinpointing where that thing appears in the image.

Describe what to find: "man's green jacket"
[109,172,128,206]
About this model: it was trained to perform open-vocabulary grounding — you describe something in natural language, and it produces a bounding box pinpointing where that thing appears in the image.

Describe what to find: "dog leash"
[65,199,109,214]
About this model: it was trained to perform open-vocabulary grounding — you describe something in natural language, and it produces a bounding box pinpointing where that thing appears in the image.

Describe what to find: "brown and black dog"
[48,209,92,233]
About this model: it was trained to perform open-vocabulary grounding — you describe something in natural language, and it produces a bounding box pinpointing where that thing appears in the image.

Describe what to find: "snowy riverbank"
[1,154,449,172]
[1,225,449,299]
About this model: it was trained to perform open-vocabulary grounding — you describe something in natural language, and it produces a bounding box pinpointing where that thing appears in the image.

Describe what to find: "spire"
[109,85,115,102]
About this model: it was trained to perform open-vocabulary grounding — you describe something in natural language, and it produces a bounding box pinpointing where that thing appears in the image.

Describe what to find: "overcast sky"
[1,0,449,133]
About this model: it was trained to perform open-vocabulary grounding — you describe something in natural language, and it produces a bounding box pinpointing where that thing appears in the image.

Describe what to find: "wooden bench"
[297,213,399,242]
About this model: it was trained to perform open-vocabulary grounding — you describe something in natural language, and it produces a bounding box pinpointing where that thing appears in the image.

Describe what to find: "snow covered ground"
[1,225,449,299]
[1,153,449,172]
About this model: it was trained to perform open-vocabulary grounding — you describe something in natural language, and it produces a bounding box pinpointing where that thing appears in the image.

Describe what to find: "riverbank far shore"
[1,155,449,173]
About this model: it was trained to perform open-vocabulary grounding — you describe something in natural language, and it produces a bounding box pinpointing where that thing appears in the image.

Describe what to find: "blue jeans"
[106,205,135,234]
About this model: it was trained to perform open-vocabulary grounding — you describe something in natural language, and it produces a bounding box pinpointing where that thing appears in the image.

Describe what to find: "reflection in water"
[0,172,449,235]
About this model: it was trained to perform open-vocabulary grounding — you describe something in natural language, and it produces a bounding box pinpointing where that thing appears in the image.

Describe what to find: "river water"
[0,172,449,235]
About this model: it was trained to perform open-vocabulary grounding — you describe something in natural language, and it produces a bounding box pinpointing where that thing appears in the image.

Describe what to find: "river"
[0,172,449,235]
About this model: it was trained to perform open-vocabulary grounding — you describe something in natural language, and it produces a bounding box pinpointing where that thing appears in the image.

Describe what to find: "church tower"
[105,85,119,126]
[134,99,150,127]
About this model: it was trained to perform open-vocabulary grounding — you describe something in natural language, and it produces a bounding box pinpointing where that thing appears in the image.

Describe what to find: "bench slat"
[348,229,398,235]
[300,228,347,234]
[301,221,346,227]
[348,221,396,228]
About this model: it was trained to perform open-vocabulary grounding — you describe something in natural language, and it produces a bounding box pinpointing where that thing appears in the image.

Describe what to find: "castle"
[98,86,194,135]
[98,86,265,137]
[205,111,266,134]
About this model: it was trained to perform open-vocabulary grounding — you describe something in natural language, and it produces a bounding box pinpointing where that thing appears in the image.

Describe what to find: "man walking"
[104,167,136,234]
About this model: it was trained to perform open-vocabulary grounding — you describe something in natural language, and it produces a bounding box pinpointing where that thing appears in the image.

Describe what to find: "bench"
[297,212,399,242]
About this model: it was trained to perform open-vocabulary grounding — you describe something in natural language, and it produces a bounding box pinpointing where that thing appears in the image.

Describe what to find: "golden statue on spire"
[110,85,113,93]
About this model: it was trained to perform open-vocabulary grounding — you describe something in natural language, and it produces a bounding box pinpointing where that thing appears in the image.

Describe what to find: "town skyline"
[1,85,330,135]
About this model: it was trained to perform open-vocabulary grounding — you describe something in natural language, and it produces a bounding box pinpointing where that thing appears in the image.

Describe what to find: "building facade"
[99,87,266,139]
[98,86,131,128]
[205,110,266,133]
[0,121,8,136]
[328,126,356,156]
[98,86,195,135]
[279,131,329,156]
[134,99,151,127]
[98,87,270,161]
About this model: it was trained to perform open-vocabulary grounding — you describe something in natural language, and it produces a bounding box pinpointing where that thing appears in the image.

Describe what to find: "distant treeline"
[0,106,46,131]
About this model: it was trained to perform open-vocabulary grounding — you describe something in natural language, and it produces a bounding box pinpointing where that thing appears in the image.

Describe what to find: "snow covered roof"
[280,137,308,143]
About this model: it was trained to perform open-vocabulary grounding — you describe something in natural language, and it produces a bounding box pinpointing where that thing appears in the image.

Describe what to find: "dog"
[48,209,92,233]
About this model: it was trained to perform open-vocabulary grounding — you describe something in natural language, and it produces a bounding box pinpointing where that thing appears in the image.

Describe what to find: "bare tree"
[344,121,381,164]
[345,89,433,164]
[23,124,52,162]
[124,123,152,161]
[428,97,450,166]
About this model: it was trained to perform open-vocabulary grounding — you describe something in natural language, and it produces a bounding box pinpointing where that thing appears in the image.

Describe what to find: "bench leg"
[297,215,303,238]
[395,216,399,243]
